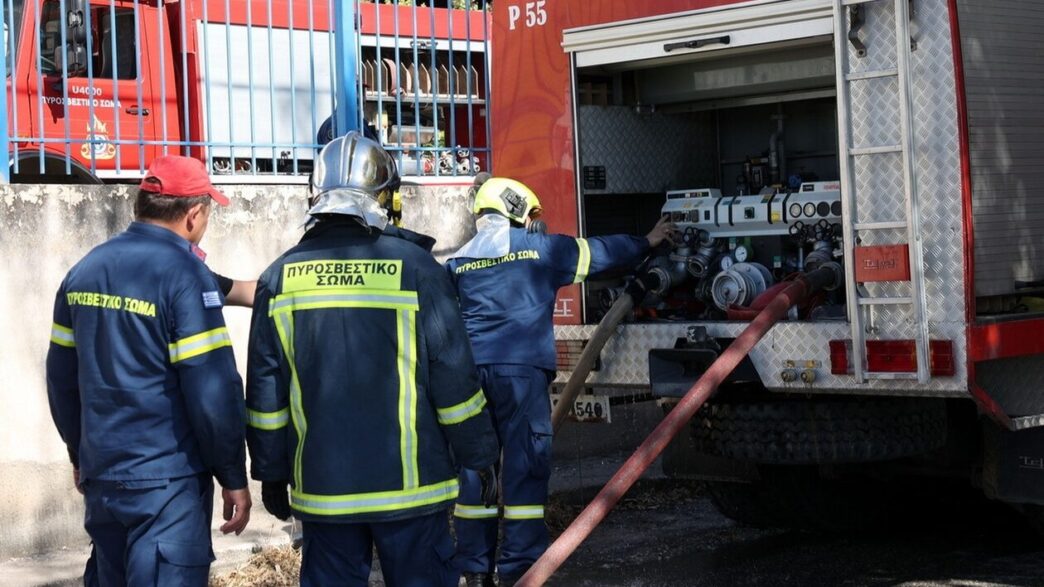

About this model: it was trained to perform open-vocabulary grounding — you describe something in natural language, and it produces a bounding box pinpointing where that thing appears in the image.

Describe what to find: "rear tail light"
[829,339,955,376]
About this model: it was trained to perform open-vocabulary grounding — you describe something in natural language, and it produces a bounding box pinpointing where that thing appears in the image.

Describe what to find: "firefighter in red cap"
[446,175,675,587]
[46,155,252,586]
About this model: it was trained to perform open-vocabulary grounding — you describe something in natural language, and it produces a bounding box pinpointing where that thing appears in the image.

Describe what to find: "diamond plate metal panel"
[578,106,717,194]
[851,153,904,227]
[845,0,967,383]
[554,321,968,396]
[561,0,968,396]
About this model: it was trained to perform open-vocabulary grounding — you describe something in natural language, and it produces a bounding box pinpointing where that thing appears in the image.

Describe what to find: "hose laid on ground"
[518,267,838,586]
[550,292,636,432]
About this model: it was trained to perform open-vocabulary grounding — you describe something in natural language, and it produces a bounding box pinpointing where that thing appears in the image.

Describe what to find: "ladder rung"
[858,297,913,306]
[846,69,898,81]
[865,371,919,381]
[843,0,883,4]
[854,221,908,231]
[849,145,903,156]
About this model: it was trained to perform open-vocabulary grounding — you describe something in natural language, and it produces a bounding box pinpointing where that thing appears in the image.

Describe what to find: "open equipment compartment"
[573,33,844,325]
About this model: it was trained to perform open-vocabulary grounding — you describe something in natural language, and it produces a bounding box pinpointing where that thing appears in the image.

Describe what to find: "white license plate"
[551,394,611,423]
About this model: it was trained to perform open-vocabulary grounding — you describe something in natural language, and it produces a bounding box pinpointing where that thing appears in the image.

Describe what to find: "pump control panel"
[663,182,842,239]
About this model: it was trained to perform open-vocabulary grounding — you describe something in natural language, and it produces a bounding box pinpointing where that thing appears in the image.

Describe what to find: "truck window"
[5,0,25,75]
[38,1,136,80]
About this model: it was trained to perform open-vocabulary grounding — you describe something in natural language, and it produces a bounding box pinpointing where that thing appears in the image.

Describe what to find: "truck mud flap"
[983,422,1044,505]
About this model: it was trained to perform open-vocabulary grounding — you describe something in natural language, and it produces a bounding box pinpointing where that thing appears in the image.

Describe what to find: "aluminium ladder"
[834,0,931,384]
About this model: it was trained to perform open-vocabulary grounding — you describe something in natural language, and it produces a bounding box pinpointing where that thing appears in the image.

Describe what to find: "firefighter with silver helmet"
[245,132,500,586]
[446,175,676,587]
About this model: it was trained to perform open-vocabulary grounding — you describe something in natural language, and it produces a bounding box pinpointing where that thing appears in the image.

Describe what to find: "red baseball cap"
[139,155,230,207]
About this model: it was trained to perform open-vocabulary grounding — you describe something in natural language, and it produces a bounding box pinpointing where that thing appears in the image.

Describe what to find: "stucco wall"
[0,182,474,559]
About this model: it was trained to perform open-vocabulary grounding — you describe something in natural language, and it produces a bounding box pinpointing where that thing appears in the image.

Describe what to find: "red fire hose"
[518,268,835,586]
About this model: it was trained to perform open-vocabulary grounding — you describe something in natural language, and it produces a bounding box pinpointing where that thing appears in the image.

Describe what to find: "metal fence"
[0,0,491,183]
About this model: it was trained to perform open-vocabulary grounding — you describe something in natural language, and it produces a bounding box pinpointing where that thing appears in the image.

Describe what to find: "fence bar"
[0,0,10,181]
[58,0,71,174]
[246,0,256,172]
[223,0,234,172]
[374,0,384,143]
[179,0,190,156]
[201,0,213,172]
[446,0,457,164]
[84,0,97,173]
[465,0,474,165]
[307,0,317,150]
[132,0,145,171]
[156,0,167,156]
[107,0,121,172]
[354,0,363,133]
[333,0,357,136]
[482,0,492,171]
[266,0,276,172]
[326,0,336,142]
[393,2,403,174]
[7,0,18,175]
[427,0,439,176]
[288,0,298,173]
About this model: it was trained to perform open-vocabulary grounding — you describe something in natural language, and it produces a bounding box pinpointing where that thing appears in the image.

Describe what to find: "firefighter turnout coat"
[46,221,247,489]
[246,219,499,523]
[446,224,649,370]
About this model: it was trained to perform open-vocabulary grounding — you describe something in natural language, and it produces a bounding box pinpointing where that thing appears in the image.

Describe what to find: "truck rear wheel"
[706,465,897,531]
[692,397,948,464]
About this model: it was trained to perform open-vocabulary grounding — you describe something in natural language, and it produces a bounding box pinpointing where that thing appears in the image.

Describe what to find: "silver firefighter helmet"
[308,131,401,229]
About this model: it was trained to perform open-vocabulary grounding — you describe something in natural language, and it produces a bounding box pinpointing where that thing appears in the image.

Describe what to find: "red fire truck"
[489,0,1044,527]
[4,0,488,182]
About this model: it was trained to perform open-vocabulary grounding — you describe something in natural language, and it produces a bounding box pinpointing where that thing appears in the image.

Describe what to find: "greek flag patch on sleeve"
[202,290,223,309]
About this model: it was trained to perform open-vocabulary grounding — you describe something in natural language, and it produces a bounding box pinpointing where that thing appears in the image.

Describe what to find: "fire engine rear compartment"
[574,37,844,325]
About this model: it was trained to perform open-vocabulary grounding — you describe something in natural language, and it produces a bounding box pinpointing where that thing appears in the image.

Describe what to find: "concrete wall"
[0,182,474,559]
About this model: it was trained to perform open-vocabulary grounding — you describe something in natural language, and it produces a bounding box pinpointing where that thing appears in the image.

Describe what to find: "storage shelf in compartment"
[364,92,486,105]
[362,58,483,100]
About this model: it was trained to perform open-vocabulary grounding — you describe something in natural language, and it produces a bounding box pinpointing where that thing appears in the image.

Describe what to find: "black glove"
[477,465,499,508]
[262,481,292,521]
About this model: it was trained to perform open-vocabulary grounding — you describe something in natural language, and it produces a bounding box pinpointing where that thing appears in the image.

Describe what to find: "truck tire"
[706,465,897,532]
[692,397,947,464]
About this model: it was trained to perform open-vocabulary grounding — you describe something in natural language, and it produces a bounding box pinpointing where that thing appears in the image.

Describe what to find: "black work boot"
[463,572,495,587]
[498,574,521,587]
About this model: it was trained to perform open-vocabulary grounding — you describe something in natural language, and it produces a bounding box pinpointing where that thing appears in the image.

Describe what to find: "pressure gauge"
[734,245,749,263]
[789,202,803,218]
[720,256,734,270]
[803,202,817,217]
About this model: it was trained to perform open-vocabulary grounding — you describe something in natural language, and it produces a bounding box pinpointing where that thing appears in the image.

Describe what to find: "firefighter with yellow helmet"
[246,132,500,586]
[446,175,675,587]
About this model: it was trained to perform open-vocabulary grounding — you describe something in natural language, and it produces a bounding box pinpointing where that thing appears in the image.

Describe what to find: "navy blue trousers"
[301,510,458,587]
[454,364,553,580]
[83,474,214,586]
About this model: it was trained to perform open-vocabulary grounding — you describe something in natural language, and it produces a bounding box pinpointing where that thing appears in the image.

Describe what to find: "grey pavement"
[0,401,663,586]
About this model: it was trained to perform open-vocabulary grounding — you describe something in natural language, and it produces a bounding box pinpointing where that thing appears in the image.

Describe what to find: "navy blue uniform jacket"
[446,228,648,370]
[46,222,247,489]
[246,219,498,523]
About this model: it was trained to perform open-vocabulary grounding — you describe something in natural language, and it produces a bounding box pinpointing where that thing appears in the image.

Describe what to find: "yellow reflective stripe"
[269,289,419,315]
[573,238,591,283]
[247,407,290,431]
[454,504,499,519]
[50,323,75,348]
[291,479,459,516]
[397,310,420,490]
[437,389,487,425]
[504,505,545,520]
[273,311,306,490]
[169,327,232,363]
